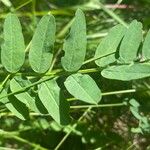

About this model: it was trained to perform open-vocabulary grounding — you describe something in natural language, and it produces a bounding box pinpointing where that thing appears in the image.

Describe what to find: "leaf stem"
[70,102,126,109]
[54,107,91,150]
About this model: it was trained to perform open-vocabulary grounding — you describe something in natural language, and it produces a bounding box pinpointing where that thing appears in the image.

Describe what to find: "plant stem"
[95,0,128,28]
[0,102,127,117]
[102,89,136,96]
[54,107,91,150]
[70,102,126,109]
[15,0,32,11]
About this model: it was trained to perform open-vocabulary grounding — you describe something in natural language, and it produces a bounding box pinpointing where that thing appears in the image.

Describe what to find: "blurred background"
[0,0,150,149]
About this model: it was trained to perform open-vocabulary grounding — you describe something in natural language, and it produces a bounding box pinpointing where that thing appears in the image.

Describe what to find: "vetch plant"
[0,8,150,141]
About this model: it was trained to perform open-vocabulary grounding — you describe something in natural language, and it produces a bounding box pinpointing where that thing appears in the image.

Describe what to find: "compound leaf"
[64,73,102,104]
[95,24,126,66]
[38,79,70,125]
[101,63,150,81]
[61,9,87,72]
[1,13,25,73]
[119,20,143,63]
[29,14,56,73]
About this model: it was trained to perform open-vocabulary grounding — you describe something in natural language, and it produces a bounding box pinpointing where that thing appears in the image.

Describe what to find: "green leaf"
[119,20,143,63]
[38,79,70,125]
[142,29,150,60]
[29,14,56,73]
[61,9,87,72]
[1,13,25,73]
[129,99,140,107]
[1,89,29,120]
[10,77,40,113]
[130,106,142,120]
[95,24,126,66]
[64,73,102,104]
[101,63,150,81]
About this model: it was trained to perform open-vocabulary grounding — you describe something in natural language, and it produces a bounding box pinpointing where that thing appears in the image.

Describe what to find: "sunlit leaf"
[61,9,87,72]
[95,24,126,66]
[101,63,150,81]
[29,14,56,73]
[38,79,70,125]
[142,29,150,60]
[64,73,102,104]
[1,13,25,73]
[119,20,143,63]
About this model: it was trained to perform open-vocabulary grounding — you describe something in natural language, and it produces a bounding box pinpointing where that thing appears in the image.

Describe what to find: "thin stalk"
[95,0,128,28]
[54,107,91,150]
[102,89,136,96]
[0,102,127,117]
[15,0,32,11]
[70,102,126,109]
[8,135,48,150]
[0,74,11,93]
[56,18,74,38]
[83,52,115,65]
[0,75,56,101]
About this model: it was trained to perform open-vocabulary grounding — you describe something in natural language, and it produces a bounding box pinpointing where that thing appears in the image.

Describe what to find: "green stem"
[102,89,136,96]
[54,107,91,150]
[83,52,115,65]
[0,75,56,101]
[70,102,126,109]
[95,0,128,27]
[15,0,32,11]
[0,102,127,117]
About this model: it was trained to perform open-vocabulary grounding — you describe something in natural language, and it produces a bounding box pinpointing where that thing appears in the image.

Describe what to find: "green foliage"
[142,29,150,60]
[38,79,70,125]
[0,3,150,149]
[64,73,102,104]
[1,13,25,73]
[61,9,87,72]
[95,24,126,67]
[119,20,143,63]
[29,14,56,73]
[0,9,150,126]
[1,89,29,120]
[10,77,40,113]
[101,63,150,81]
